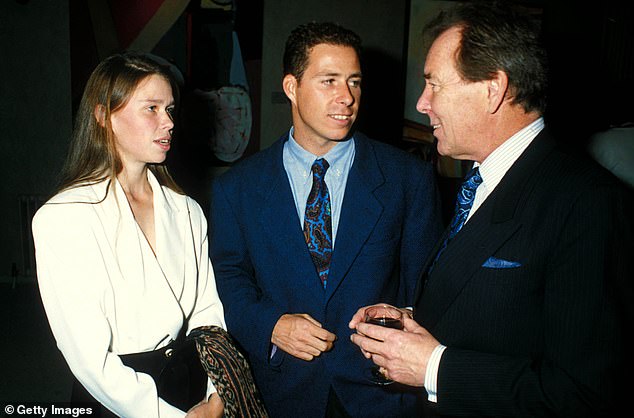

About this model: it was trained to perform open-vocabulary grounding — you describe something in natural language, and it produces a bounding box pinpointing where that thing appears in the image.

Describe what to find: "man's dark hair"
[283,21,362,81]
[424,1,548,114]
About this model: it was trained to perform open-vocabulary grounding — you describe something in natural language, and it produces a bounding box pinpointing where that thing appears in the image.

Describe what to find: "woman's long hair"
[55,52,184,197]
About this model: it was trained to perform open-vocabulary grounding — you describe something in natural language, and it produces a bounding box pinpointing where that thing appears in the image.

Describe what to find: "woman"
[32,52,225,417]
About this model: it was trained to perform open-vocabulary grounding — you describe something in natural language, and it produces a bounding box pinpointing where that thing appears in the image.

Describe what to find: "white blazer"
[33,171,225,418]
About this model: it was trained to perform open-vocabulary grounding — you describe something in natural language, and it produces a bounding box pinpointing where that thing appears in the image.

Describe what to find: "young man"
[209,22,442,417]
[350,3,633,417]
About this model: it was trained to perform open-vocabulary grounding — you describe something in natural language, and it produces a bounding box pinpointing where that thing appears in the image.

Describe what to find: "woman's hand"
[185,393,224,418]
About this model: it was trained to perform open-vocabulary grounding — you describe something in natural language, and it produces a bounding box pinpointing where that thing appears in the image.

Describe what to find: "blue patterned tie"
[303,158,332,288]
[429,166,482,272]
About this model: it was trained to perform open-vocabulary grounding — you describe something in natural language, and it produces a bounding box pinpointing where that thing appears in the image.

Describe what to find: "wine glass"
[363,304,404,385]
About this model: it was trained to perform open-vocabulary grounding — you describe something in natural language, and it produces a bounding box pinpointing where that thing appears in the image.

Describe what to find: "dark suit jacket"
[414,128,633,417]
[209,132,442,418]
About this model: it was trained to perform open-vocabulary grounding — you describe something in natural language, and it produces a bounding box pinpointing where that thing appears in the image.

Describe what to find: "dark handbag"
[71,337,207,416]
[123,337,207,411]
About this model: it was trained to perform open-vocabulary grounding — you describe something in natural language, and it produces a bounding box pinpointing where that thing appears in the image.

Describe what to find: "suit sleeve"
[209,178,287,365]
[399,161,443,305]
[434,183,633,417]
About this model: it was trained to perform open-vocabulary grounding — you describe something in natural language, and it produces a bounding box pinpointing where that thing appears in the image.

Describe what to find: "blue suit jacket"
[209,132,442,417]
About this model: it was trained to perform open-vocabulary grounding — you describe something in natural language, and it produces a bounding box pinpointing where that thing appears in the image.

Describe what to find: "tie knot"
[311,158,330,179]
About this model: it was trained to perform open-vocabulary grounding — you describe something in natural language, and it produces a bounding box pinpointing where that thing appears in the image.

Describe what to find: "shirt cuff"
[205,376,217,399]
[270,343,279,359]
[424,344,447,403]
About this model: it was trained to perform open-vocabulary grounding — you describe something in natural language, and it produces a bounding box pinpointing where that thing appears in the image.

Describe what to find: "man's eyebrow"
[314,71,363,78]
[314,71,341,77]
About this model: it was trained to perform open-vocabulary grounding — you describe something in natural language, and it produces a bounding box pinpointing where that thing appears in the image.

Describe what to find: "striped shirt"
[468,117,545,222]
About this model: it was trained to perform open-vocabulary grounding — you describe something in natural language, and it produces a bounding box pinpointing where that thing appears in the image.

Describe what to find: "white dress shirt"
[33,171,225,417]
[425,117,545,402]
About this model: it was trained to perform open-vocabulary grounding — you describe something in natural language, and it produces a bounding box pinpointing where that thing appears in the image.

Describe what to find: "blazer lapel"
[259,137,326,296]
[413,225,450,303]
[102,179,146,287]
[417,130,557,329]
[419,210,521,328]
[326,136,384,301]
[152,172,188,301]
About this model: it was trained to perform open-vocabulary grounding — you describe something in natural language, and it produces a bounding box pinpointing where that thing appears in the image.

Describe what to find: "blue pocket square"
[482,257,522,269]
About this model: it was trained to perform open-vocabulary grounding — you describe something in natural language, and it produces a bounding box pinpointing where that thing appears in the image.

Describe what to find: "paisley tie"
[429,166,483,273]
[303,158,332,288]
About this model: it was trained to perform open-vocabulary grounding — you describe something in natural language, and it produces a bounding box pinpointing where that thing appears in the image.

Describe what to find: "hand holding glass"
[363,305,404,385]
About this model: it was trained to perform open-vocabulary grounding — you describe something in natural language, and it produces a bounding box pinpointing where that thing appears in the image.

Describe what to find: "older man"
[350,3,633,417]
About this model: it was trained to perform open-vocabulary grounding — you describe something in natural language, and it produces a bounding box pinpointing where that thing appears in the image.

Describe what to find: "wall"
[542,0,634,141]
[404,0,457,126]
[0,1,71,281]
[259,0,409,149]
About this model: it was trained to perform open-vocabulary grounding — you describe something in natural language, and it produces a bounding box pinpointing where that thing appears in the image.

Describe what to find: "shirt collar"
[287,127,355,178]
[475,117,545,191]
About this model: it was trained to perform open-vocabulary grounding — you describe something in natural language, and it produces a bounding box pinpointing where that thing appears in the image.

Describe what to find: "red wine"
[366,317,404,330]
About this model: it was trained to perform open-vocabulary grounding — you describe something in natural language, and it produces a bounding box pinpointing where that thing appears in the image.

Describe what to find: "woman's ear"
[94,104,106,127]
[487,70,509,114]
[282,74,298,106]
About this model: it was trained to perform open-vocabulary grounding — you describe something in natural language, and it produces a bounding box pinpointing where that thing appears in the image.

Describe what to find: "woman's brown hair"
[55,52,183,197]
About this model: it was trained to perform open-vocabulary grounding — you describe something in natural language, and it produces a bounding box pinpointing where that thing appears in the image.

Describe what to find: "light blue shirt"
[269,130,356,359]
[282,128,356,245]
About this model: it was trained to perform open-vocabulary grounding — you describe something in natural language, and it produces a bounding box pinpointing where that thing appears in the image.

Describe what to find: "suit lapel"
[417,130,557,329]
[413,226,450,303]
[326,136,384,301]
[419,209,521,328]
[259,137,326,295]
